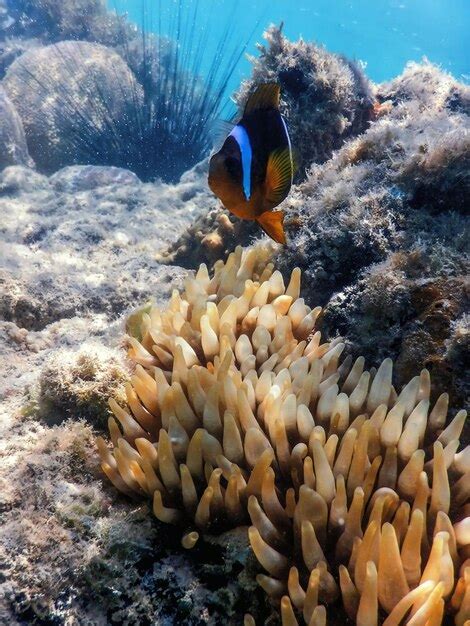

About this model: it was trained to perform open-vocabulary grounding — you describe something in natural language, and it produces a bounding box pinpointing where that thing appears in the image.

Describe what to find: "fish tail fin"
[257,210,286,244]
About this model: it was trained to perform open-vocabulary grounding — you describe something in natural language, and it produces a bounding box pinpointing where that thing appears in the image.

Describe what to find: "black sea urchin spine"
[10,0,263,183]
[117,0,263,182]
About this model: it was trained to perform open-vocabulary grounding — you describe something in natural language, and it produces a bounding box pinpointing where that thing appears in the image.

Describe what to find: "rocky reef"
[0,9,469,626]
[236,26,375,175]
[282,60,470,409]
[166,52,470,412]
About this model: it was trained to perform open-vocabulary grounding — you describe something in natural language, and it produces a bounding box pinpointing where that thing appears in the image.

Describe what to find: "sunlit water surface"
[110,0,469,92]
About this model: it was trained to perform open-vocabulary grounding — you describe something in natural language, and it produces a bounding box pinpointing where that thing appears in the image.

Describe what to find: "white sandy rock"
[0,164,208,330]
[0,85,32,169]
[49,164,141,192]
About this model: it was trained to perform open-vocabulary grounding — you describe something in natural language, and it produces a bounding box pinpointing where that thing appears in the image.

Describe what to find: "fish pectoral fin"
[257,210,286,244]
[265,147,293,207]
[244,83,280,115]
[210,118,237,150]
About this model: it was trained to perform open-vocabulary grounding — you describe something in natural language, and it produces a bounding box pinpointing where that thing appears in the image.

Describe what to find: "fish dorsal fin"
[244,83,280,115]
[265,147,293,207]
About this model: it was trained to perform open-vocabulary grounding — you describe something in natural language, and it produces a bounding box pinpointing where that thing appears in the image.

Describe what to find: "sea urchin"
[98,244,469,625]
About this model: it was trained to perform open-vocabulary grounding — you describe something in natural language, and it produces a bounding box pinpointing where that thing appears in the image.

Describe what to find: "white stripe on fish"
[229,124,252,200]
[280,114,294,185]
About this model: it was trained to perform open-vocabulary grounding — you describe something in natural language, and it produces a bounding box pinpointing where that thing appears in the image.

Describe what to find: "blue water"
[110,0,469,92]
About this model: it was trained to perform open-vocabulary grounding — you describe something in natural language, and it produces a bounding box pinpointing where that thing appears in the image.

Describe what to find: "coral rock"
[3,40,143,174]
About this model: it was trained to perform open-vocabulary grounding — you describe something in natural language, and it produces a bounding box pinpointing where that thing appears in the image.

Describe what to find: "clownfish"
[208,83,294,244]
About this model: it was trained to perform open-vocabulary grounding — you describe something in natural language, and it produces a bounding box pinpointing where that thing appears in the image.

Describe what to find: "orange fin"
[265,147,294,207]
[257,210,286,244]
[244,83,280,115]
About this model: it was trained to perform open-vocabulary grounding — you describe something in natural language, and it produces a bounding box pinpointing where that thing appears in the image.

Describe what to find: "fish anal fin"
[257,210,286,244]
[244,83,280,115]
[265,147,293,207]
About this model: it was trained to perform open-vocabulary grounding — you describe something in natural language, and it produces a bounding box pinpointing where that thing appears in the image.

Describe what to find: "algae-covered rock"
[236,25,375,177]
[38,343,129,429]
[276,61,470,405]
[3,40,143,174]
[1,0,132,48]
[280,107,469,301]
[0,165,198,331]
[377,59,470,116]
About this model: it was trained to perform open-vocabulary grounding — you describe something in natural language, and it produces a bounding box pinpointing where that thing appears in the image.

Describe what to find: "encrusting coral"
[98,244,469,625]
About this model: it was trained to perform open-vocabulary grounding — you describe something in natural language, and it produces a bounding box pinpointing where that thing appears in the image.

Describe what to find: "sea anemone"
[98,244,469,625]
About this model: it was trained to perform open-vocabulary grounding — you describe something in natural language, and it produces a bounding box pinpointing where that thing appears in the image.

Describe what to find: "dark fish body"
[208,84,294,244]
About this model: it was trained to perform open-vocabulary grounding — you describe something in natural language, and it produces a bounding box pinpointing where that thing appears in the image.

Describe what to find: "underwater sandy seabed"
[0,1,469,625]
